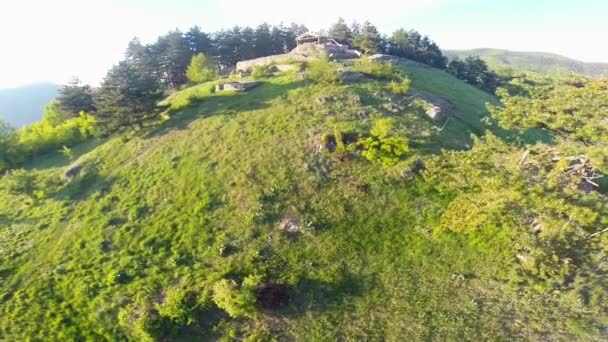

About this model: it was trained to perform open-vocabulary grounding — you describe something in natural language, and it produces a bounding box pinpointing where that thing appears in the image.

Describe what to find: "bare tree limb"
[588,227,608,239]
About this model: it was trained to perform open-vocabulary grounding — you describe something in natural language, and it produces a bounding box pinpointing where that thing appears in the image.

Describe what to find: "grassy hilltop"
[0,59,606,341]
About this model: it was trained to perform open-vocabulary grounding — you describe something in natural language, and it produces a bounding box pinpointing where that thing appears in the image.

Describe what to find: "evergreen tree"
[94,61,164,131]
[185,26,213,55]
[214,27,245,68]
[270,26,286,54]
[351,21,361,37]
[154,30,191,89]
[125,38,158,80]
[447,56,497,92]
[328,18,353,45]
[240,27,256,60]
[0,119,18,171]
[254,23,273,57]
[284,24,299,51]
[57,77,96,116]
[186,53,218,84]
[352,21,382,55]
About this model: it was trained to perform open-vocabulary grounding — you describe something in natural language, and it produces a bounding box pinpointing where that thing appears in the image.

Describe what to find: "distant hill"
[0,83,59,127]
[444,48,608,77]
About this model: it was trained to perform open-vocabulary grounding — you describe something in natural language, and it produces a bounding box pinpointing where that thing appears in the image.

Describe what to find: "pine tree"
[0,119,18,171]
[241,27,256,60]
[270,26,286,54]
[351,21,361,37]
[288,22,308,37]
[57,77,96,116]
[185,26,213,55]
[328,18,353,45]
[154,30,191,89]
[186,53,218,84]
[214,27,245,68]
[94,61,164,131]
[254,23,273,57]
[352,21,382,55]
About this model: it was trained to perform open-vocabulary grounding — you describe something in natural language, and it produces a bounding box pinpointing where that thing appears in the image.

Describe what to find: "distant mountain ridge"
[444,48,608,77]
[0,83,59,127]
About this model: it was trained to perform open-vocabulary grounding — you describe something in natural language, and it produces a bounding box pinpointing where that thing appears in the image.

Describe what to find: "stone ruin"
[215,81,262,92]
[235,32,362,72]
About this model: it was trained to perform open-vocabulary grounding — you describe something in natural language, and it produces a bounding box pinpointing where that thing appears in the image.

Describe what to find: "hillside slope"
[0,83,59,127]
[0,63,602,340]
[445,48,608,77]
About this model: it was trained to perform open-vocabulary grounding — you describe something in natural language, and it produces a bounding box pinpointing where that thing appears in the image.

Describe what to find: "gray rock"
[220,81,261,92]
[278,218,301,234]
[357,111,370,120]
[65,166,82,179]
[338,70,365,83]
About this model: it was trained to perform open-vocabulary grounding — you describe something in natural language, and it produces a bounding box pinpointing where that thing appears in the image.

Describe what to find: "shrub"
[388,78,411,95]
[353,57,401,80]
[17,112,96,160]
[251,65,274,79]
[212,275,262,318]
[356,118,409,166]
[186,53,219,84]
[156,287,195,325]
[304,54,341,85]
[118,301,163,342]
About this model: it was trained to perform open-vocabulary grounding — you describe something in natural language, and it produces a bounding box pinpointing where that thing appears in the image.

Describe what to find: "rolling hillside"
[445,48,608,77]
[0,83,59,127]
[2,59,604,341]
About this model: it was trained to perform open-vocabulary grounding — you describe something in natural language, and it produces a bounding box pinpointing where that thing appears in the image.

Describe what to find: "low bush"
[356,118,409,166]
[353,57,401,80]
[304,54,341,85]
[388,79,411,95]
[251,65,274,79]
[212,275,262,318]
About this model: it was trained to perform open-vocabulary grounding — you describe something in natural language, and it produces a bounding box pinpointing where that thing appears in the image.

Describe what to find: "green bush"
[156,287,195,325]
[17,112,96,159]
[304,54,341,85]
[388,79,411,95]
[356,118,409,166]
[186,53,219,84]
[118,301,162,342]
[251,65,274,79]
[212,275,261,318]
[353,57,401,80]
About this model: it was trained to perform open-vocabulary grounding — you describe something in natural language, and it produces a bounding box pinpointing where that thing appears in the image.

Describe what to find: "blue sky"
[0,0,606,88]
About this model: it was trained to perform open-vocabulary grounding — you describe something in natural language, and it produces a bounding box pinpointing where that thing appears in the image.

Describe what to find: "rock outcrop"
[236,43,361,71]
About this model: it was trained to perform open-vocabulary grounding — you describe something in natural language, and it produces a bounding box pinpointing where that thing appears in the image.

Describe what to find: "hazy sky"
[1,0,607,88]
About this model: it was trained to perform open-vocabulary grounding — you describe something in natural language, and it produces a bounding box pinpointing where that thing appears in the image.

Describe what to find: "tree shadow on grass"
[54,165,117,202]
[268,271,366,319]
[144,79,304,139]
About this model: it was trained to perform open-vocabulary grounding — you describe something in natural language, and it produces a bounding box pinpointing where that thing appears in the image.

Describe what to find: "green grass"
[0,66,603,340]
